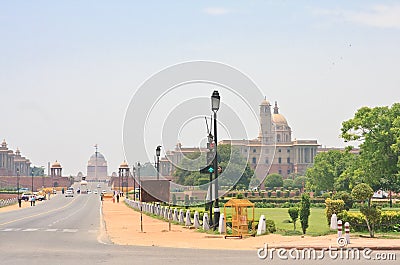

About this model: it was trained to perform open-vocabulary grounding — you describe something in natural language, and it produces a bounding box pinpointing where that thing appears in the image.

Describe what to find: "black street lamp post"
[211,90,220,229]
[31,170,34,193]
[17,168,21,207]
[156,146,161,180]
[137,162,143,232]
[132,166,136,200]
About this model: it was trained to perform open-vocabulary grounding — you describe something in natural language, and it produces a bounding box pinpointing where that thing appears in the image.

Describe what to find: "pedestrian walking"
[116,193,120,203]
[32,195,36,206]
[29,196,33,206]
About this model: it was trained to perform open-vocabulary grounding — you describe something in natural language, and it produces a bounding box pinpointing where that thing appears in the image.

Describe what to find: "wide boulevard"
[1,182,398,265]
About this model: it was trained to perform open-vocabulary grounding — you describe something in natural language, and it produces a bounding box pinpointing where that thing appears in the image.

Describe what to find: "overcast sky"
[1,1,399,175]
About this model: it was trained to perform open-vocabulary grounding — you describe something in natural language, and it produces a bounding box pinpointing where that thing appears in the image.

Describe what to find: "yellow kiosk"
[224,198,255,238]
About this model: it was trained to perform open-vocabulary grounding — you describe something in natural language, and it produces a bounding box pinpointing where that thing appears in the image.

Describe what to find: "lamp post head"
[211,90,220,112]
[156,145,161,157]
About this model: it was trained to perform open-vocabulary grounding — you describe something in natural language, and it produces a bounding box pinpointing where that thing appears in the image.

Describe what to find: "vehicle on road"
[97,184,101,188]
[94,190,98,194]
[65,190,74,197]
[21,193,33,201]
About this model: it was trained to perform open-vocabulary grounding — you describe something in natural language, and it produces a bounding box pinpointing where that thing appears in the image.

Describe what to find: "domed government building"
[86,152,108,181]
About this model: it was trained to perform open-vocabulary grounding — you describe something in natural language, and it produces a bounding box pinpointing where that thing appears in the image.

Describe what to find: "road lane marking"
[22,228,38,232]
[62,229,78,233]
[0,196,79,227]
[45,229,57,232]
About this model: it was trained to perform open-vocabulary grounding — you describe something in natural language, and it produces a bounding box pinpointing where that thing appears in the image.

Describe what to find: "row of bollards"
[331,213,350,246]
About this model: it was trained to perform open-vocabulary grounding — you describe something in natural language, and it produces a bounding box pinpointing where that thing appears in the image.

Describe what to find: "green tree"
[333,191,353,210]
[299,193,311,234]
[172,194,177,205]
[288,207,299,231]
[31,166,44,176]
[283,179,294,189]
[341,103,400,206]
[352,183,378,237]
[293,176,307,190]
[306,150,356,193]
[264,173,283,189]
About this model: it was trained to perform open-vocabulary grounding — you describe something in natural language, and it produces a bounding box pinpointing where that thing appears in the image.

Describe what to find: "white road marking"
[62,229,78,233]
[45,229,58,232]
[22,228,38,232]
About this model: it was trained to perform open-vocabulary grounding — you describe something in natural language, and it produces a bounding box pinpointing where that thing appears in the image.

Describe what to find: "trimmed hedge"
[338,210,400,232]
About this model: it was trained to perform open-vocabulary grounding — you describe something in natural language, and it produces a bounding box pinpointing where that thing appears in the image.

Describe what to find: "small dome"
[1,139,6,148]
[260,97,270,106]
[119,160,129,168]
[272,113,288,126]
[90,152,105,160]
[51,160,62,168]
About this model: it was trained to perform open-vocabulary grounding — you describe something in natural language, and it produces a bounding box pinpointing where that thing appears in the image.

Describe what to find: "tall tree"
[341,104,400,206]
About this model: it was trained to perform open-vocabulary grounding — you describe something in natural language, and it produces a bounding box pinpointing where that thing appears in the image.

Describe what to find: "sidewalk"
[0,199,44,213]
[102,199,400,250]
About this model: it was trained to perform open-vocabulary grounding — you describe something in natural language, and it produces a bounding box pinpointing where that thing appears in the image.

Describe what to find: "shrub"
[276,190,281,198]
[267,191,272,197]
[236,193,244,199]
[288,207,299,231]
[333,191,353,210]
[265,219,276,233]
[325,198,345,225]
[300,193,311,234]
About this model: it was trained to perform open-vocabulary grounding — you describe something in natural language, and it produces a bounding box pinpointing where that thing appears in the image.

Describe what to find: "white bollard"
[179,209,185,224]
[194,211,201,229]
[173,208,179,222]
[330,214,338,230]
[203,213,210,230]
[168,208,173,220]
[185,210,192,226]
[337,220,343,238]
[257,215,266,235]
[345,222,350,244]
[218,213,225,234]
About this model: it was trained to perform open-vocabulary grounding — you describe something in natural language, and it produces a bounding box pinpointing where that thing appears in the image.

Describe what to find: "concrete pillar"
[218,213,225,234]
[194,211,201,229]
[179,209,185,224]
[330,214,338,230]
[345,222,350,244]
[203,213,210,231]
[185,210,192,227]
[257,215,266,235]
[173,208,179,222]
[337,220,342,238]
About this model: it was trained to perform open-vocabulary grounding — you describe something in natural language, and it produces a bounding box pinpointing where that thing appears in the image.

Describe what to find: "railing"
[0,197,18,208]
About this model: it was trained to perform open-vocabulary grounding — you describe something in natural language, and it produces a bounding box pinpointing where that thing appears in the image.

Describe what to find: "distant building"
[0,139,31,176]
[86,152,108,181]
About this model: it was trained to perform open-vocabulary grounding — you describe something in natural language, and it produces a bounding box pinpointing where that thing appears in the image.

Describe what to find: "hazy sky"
[1,1,399,175]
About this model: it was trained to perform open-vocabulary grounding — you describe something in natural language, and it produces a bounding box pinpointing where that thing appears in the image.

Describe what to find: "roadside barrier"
[330,213,338,230]
[173,208,179,222]
[218,213,225,234]
[345,222,350,244]
[0,197,18,208]
[185,210,192,227]
[202,213,210,230]
[194,211,201,229]
[257,215,266,235]
[178,209,185,224]
[337,220,342,238]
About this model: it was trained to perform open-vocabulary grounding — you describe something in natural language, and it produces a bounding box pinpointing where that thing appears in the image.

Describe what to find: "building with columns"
[0,139,31,176]
[220,99,319,181]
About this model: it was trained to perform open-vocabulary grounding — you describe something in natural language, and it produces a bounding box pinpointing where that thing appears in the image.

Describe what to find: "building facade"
[0,139,31,176]
[86,152,108,181]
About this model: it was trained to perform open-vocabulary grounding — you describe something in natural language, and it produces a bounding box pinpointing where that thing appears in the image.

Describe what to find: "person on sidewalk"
[29,196,33,206]
[32,195,36,206]
[116,193,120,203]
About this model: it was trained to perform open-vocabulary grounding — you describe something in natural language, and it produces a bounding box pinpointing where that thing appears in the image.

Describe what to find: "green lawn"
[190,207,332,236]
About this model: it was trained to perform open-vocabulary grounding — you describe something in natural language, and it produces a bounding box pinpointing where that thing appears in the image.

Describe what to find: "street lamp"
[132,166,136,200]
[17,168,21,207]
[211,90,220,229]
[31,170,34,193]
[156,145,161,180]
[137,161,143,232]
[119,161,129,197]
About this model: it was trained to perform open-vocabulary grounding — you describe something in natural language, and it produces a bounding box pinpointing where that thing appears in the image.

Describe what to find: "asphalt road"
[1,183,398,265]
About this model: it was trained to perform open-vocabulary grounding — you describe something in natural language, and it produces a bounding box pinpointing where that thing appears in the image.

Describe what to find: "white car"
[65,190,74,197]
[94,190,98,194]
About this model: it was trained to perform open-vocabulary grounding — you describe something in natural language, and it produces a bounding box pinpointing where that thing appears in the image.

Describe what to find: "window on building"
[278,169,282,174]
[278,157,282,164]
[252,157,256,164]
[253,148,256,153]
[277,134,281,142]
[287,157,290,164]
[287,169,290,175]
[265,159,269,164]
[278,149,281,152]
[287,149,290,153]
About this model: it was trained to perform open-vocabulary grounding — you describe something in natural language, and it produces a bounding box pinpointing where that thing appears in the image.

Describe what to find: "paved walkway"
[102,198,400,250]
